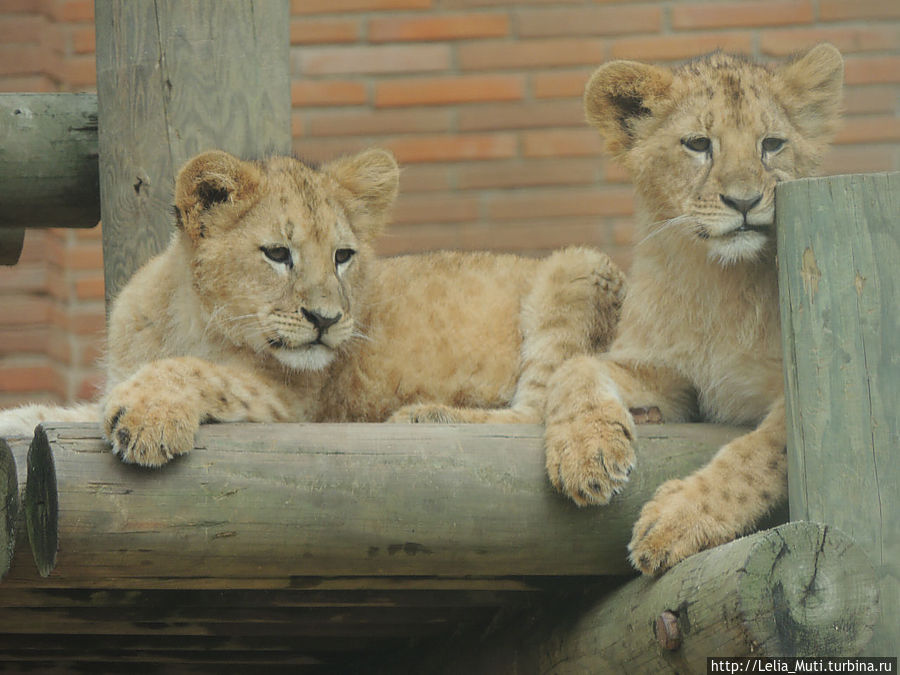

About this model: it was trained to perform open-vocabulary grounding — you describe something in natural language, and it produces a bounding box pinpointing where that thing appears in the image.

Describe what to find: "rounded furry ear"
[174,150,261,239]
[584,60,674,155]
[775,43,844,140]
[324,148,400,240]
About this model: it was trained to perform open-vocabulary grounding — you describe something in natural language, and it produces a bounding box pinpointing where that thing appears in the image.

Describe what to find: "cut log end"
[24,425,58,577]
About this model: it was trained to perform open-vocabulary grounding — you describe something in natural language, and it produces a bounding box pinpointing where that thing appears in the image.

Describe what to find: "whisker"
[634,215,692,248]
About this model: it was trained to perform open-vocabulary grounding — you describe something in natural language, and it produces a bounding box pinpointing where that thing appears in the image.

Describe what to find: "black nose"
[301,308,342,332]
[720,193,762,215]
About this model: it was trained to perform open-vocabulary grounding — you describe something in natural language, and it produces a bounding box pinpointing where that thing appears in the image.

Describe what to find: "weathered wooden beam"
[777,172,898,657]
[0,93,100,231]
[0,440,18,579]
[95,0,292,306]
[0,228,24,266]
[2,422,750,585]
[381,522,879,673]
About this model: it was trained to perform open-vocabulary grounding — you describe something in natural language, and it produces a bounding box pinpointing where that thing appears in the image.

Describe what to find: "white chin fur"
[707,232,769,266]
[272,345,335,371]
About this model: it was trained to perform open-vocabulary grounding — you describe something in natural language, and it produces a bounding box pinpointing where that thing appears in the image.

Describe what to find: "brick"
[522,129,605,158]
[376,223,463,257]
[532,69,593,99]
[487,186,634,220]
[292,111,304,138]
[391,193,480,225]
[458,39,605,71]
[0,75,56,93]
[50,0,94,22]
[821,145,896,176]
[458,219,613,253]
[517,6,661,38]
[0,262,46,293]
[671,1,813,30]
[64,55,96,87]
[290,18,359,45]
[296,44,450,75]
[0,15,43,44]
[610,32,753,61]
[385,134,517,163]
[604,161,631,184]
[291,80,368,107]
[819,0,900,21]
[843,86,898,116]
[399,165,453,193]
[46,331,73,365]
[441,0,583,6]
[71,25,95,54]
[0,44,44,77]
[375,75,524,107]
[834,116,900,144]
[457,158,600,190]
[458,101,583,132]
[0,0,39,11]
[844,56,900,85]
[760,27,898,56]
[293,138,373,164]
[64,242,103,271]
[292,0,431,13]
[306,108,452,136]
[74,274,105,301]
[369,13,508,42]
[0,327,50,357]
[3,296,52,326]
[50,305,106,336]
[76,373,103,400]
[0,364,64,394]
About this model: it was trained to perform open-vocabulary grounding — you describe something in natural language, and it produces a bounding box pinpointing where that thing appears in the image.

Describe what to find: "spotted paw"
[103,382,199,467]
[628,477,728,576]
[544,403,636,506]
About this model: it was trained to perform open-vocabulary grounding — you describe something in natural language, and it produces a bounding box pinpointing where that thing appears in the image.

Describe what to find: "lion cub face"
[585,44,843,265]
[173,149,399,370]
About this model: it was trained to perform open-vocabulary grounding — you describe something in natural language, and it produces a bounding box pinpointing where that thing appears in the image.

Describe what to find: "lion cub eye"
[261,246,293,267]
[762,137,786,154]
[334,248,356,266]
[681,136,712,154]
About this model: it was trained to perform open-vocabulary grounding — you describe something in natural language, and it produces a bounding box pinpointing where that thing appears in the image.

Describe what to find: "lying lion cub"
[0,148,624,467]
[543,44,844,574]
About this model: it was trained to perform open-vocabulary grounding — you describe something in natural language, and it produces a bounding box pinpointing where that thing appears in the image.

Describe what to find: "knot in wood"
[656,610,681,651]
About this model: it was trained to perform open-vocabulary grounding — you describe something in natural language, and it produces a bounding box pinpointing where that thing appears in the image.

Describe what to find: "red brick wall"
[1,0,898,406]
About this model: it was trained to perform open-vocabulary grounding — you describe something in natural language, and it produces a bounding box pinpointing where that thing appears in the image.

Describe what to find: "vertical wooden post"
[777,172,899,657]
[94,0,291,307]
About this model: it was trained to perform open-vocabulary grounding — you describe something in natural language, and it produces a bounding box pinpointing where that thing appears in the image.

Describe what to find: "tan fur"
[0,148,625,467]
[545,44,843,574]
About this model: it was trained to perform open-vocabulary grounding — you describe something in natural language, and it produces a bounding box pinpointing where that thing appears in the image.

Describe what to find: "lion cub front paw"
[387,403,462,424]
[103,382,199,467]
[628,477,729,576]
[545,403,636,507]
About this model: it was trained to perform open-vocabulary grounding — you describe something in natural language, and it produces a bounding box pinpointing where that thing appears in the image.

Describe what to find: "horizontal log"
[0,94,99,229]
[384,522,880,672]
[2,422,754,585]
[0,228,24,266]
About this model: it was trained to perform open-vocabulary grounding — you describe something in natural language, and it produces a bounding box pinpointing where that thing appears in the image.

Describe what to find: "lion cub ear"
[775,43,843,141]
[174,150,262,241]
[584,60,674,156]
[324,148,400,242]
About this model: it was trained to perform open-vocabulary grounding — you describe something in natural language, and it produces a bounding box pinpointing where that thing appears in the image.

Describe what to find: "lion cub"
[0,149,624,467]
[544,44,844,574]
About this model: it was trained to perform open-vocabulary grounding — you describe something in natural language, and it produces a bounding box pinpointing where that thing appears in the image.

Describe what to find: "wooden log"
[0,93,99,230]
[2,422,753,585]
[95,0,292,307]
[23,427,57,577]
[776,172,898,657]
[381,522,880,673]
[0,228,24,266]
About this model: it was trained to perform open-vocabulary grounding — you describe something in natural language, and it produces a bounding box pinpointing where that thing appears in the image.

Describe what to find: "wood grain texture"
[777,172,898,657]
[0,440,17,580]
[0,93,99,230]
[382,522,879,672]
[2,422,748,584]
[95,0,291,306]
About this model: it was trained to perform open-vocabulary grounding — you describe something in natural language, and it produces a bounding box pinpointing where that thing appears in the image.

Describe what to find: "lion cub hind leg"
[103,356,291,467]
[388,247,625,425]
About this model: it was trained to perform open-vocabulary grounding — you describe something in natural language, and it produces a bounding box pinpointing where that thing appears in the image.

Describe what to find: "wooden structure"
[0,0,894,670]
[777,173,898,657]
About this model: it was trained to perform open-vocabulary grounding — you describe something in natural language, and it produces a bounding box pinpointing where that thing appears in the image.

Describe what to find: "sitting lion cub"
[0,148,624,467]
[544,44,844,574]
